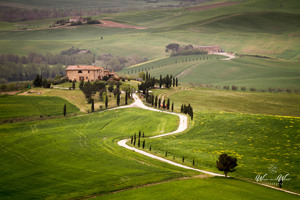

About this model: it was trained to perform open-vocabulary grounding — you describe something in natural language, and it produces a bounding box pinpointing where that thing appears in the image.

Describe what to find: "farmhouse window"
[78,70,83,73]
[88,70,90,73]
[86,77,88,80]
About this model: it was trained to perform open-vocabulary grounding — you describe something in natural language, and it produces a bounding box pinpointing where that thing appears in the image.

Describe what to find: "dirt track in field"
[99,20,147,29]
[188,2,239,11]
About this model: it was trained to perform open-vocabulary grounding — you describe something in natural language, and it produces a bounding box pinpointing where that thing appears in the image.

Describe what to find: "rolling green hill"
[0,108,192,199]
[0,95,80,121]
[96,178,300,200]
[145,112,300,193]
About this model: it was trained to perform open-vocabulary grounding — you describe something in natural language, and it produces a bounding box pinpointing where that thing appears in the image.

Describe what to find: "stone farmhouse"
[194,45,222,53]
[66,65,117,82]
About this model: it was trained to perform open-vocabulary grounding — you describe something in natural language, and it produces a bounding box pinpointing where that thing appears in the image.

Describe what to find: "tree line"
[138,72,178,94]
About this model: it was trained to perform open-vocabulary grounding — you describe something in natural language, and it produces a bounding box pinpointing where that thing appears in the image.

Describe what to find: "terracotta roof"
[66,65,104,71]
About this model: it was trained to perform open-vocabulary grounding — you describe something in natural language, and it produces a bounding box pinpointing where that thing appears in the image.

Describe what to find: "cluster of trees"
[138,72,179,94]
[165,43,207,56]
[32,74,69,88]
[130,131,146,149]
[145,92,174,111]
[180,104,194,120]
[79,80,106,102]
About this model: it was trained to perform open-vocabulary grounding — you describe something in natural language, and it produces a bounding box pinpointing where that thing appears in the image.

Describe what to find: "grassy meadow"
[0,0,299,60]
[0,0,300,199]
[0,108,196,200]
[0,95,79,121]
[96,177,300,200]
[143,112,300,193]
[151,87,300,117]
[121,55,300,90]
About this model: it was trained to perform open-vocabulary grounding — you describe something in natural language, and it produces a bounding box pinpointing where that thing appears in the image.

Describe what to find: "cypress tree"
[138,138,140,147]
[173,77,175,87]
[117,93,120,106]
[63,104,66,117]
[182,156,184,163]
[91,99,94,112]
[165,151,168,157]
[105,95,108,109]
[193,159,195,166]
[159,75,162,88]
[134,133,136,143]
[172,103,174,112]
[181,104,183,113]
[130,136,133,144]
[150,145,152,151]
[79,80,84,90]
[163,99,165,108]
[159,98,161,108]
[151,95,154,106]
[142,140,145,149]
[125,92,128,105]
[72,80,75,90]
[167,99,170,110]
[155,96,158,107]
[176,78,178,87]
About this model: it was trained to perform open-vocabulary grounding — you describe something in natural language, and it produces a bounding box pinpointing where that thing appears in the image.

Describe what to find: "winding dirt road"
[117,93,224,176]
[112,93,300,196]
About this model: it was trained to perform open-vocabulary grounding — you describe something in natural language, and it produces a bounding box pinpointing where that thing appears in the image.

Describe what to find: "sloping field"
[146,112,300,193]
[151,87,300,116]
[96,178,300,200]
[0,95,79,121]
[0,108,192,199]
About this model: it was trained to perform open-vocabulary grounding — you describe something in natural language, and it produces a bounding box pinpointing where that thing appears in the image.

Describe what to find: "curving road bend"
[117,93,224,176]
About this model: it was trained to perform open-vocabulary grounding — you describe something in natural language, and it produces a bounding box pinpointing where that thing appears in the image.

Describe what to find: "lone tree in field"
[63,104,66,117]
[216,153,238,177]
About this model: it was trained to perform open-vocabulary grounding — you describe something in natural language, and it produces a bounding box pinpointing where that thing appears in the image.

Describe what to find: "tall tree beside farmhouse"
[117,93,120,106]
[125,92,128,105]
[176,78,178,87]
[91,99,94,112]
[173,77,175,87]
[155,96,158,107]
[72,80,75,90]
[105,95,108,109]
[216,153,238,177]
[63,104,66,117]
[79,80,84,90]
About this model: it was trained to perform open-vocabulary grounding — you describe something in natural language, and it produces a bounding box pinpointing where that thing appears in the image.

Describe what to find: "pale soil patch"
[188,2,240,11]
[98,20,147,29]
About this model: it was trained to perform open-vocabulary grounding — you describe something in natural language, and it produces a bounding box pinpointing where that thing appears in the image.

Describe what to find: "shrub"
[250,87,256,92]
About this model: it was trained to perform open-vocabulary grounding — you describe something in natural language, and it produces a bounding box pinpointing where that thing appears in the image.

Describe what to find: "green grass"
[0,95,80,120]
[152,87,300,117]
[120,55,223,77]
[0,0,299,60]
[0,108,195,200]
[145,112,300,193]
[96,177,300,200]
[177,57,300,90]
